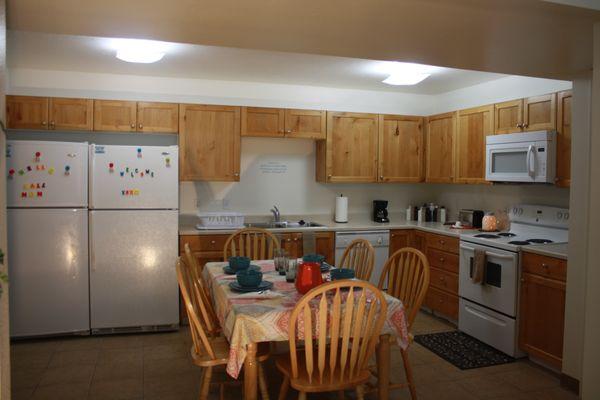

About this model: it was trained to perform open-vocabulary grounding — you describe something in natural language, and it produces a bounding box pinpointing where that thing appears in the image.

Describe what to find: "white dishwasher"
[334,230,390,286]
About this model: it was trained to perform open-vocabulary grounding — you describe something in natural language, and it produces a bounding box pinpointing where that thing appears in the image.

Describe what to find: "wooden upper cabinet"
[94,100,137,132]
[137,102,178,133]
[378,115,424,182]
[494,99,523,134]
[284,109,326,139]
[556,90,572,187]
[425,112,456,183]
[49,98,93,131]
[318,112,378,183]
[6,95,49,129]
[456,105,494,184]
[524,93,556,131]
[241,107,285,137]
[179,104,241,181]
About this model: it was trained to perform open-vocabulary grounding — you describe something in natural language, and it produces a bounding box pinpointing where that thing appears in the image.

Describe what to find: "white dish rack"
[196,211,245,230]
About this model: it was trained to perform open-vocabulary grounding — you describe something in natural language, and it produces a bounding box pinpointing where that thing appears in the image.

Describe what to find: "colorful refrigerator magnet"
[48,168,55,175]
[64,165,71,175]
[137,148,142,158]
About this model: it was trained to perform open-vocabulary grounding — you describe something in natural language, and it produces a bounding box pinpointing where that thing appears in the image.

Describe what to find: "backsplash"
[180,138,570,218]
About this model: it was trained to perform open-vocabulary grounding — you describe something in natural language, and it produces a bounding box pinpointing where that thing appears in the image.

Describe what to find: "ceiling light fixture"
[114,39,166,63]
[381,62,433,86]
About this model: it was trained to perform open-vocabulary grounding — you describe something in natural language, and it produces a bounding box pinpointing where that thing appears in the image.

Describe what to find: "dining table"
[202,259,410,400]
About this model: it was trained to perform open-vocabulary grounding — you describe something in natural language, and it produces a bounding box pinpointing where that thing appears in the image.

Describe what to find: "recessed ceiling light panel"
[378,62,438,86]
[112,39,168,63]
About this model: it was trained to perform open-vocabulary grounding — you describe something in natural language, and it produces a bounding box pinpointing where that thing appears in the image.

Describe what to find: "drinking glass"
[286,259,298,282]
[274,249,289,275]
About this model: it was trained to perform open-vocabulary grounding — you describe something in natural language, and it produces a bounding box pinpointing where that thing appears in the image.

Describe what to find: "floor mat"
[414,330,515,370]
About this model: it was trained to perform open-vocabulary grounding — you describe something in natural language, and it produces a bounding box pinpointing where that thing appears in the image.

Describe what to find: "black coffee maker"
[373,200,390,223]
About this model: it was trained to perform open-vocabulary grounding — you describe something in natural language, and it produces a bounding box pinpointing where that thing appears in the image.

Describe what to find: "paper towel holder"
[335,194,349,223]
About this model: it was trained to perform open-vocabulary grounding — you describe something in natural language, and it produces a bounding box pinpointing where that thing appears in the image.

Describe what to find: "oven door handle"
[460,244,515,260]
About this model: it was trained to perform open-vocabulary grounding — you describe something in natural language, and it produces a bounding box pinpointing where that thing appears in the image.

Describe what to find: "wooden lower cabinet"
[389,230,411,254]
[519,253,567,368]
[424,286,459,321]
[279,232,304,259]
[314,232,335,265]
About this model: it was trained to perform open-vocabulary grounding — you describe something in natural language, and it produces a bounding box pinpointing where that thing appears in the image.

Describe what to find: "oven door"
[459,241,519,317]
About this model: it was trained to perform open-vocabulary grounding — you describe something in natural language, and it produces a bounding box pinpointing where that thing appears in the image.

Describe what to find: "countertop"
[180,212,569,260]
[520,244,568,260]
[179,212,473,237]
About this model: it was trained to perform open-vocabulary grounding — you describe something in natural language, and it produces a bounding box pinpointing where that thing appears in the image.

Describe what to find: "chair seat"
[191,337,270,367]
[275,352,371,393]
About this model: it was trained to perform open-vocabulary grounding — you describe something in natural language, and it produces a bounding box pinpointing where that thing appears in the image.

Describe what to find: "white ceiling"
[7,31,509,95]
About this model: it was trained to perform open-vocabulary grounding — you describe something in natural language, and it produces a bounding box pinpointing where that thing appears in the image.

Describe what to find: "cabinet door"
[556,90,572,187]
[519,272,566,368]
[314,232,335,265]
[241,107,285,137]
[389,230,410,255]
[378,115,424,182]
[137,102,179,133]
[280,233,303,259]
[284,109,326,139]
[410,230,427,252]
[179,104,241,181]
[325,112,378,182]
[524,93,556,131]
[6,95,49,129]
[456,105,494,184]
[49,98,93,131]
[425,112,456,183]
[93,100,137,132]
[494,99,523,134]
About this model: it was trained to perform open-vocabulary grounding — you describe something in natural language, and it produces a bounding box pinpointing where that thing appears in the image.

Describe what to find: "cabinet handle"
[210,240,216,244]
[49,121,55,129]
[41,121,47,126]
[523,123,529,129]
[380,176,384,180]
[328,174,332,179]
[234,173,240,177]
[439,240,445,245]
[391,234,395,237]
[138,123,143,129]
[520,278,525,282]
[541,263,549,269]
[293,238,298,242]
[439,257,445,262]
[286,129,292,134]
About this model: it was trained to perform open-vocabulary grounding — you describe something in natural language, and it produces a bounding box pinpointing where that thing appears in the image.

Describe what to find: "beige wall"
[580,23,600,400]
[0,0,8,397]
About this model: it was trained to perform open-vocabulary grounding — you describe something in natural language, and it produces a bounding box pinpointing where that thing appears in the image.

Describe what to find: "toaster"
[458,209,484,228]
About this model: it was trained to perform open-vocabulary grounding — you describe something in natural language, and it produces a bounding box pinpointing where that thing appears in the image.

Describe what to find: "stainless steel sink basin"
[244,220,325,229]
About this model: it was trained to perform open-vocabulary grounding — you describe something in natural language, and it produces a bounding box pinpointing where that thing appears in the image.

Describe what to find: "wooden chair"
[276,280,388,400]
[177,257,271,400]
[183,242,221,337]
[338,238,375,281]
[376,248,430,400]
[223,228,281,260]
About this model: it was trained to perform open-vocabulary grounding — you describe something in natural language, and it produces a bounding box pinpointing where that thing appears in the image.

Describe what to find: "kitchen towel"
[335,195,348,223]
[472,249,486,284]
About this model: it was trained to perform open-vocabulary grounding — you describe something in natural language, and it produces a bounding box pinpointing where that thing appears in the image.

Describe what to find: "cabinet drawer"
[425,286,459,320]
[430,267,459,294]
[522,252,567,281]
[426,233,459,254]
[180,235,230,253]
[427,248,459,273]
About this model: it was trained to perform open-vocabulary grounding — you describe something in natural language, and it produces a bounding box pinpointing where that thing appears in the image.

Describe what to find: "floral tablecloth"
[203,260,409,378]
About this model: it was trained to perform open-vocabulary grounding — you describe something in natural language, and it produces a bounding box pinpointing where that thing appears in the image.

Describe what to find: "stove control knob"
[557,211,563,219]
[564,212,569,220]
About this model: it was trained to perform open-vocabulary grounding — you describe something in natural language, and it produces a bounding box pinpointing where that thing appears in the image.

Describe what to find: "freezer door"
[90,145,178,209]
[8,208,89,337]
[6,141,88,207]
[89,210,179,329]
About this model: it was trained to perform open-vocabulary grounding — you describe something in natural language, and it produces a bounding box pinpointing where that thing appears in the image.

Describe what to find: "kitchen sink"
[244,220,325,229]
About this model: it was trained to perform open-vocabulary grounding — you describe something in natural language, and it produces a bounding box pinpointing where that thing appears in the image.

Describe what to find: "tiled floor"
[10,312,577,400]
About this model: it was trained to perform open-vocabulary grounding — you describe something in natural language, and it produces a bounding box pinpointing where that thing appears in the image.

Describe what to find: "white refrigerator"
[89,144,179,332]
[7,140,89,337]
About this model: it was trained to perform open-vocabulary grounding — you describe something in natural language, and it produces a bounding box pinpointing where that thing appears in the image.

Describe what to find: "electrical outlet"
[222,198,230,209]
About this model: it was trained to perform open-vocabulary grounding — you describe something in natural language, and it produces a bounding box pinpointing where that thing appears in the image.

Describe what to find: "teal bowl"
[229,256,251,271]
[236,268,263,288]
[330,268,356,281]
[302,254,325,265]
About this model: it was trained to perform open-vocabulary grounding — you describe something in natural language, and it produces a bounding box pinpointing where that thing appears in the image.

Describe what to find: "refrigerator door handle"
[89,212,95,272]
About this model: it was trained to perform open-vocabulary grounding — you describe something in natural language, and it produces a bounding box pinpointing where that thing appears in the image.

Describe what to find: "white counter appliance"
[486,131,556,183]
[89,144,179,333]
[335,230,389,286]
[458,205,568,357]
[7,141,89,337]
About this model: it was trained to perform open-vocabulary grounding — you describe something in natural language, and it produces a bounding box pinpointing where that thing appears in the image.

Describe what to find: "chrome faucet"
[270,205,281,223]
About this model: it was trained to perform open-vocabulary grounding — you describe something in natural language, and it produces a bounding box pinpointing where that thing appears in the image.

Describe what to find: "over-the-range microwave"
[486,130,556,183]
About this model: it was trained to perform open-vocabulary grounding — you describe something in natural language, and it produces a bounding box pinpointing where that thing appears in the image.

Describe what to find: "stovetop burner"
[498,232,517,237]
[527,238,554,244]
[474,234,501,239]
[508,240,530,245]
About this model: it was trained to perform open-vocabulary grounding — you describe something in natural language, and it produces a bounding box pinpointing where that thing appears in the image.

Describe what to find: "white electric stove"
[458,205,569,357]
